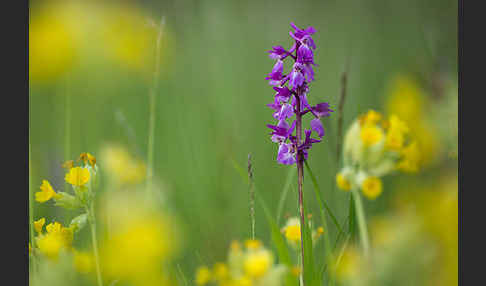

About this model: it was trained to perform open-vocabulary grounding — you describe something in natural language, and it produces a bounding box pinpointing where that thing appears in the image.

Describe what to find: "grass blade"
[304,161,343,234]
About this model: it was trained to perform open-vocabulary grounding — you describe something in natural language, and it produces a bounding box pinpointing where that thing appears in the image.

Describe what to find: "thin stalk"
[146,17,165,198]
[29,139,36,275]
[64,83,71,192]
[336,70,348,163]
[247,154,255,239]
[295,94,306,285]
[351,188,369,257]
[87,204,103,286]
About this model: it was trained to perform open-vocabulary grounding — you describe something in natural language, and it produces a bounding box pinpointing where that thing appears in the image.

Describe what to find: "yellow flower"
[35,180,60,203]
[359,110,382,126]
[65,167,90,187]
[73,250,93,273]
[101,145,146,185]
[317,226,325,235]
[195,266,211,285]
[37,232,65,259]
[336,173,351,191]
[284,224,301,243]
[29,7,77,83]
[79,152,96,167]
[361,176,383,200]
[245,239,262,250]
[397,141,420,173]
[213,262,229,281]
[243,249,272,278]
[34,218,46,233]
[46,221,62,234]
[360,125,383,146]
[37,222,73,260]
[385,115,409,151]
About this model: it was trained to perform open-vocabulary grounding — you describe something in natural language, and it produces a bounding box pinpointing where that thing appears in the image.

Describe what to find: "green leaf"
[255,187,292,266]
[304,161,343,235]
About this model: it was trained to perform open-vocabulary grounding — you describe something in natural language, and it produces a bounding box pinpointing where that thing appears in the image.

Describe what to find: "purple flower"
[310,118,325,138]
[297,44,314,65]
[267,46,287,59]
[289,22,316,43]
[266,22,331,165]
[277,143,297,165]
[288,63,305,90]
[273,86,292,102]
[268,120,296,143]
[277,103,294,120]
[265,60,284,85]
[311,102,333,117]
[297,130,321,160]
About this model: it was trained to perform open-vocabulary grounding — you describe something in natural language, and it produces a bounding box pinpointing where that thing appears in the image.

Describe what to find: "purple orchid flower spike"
[265,22,332,165]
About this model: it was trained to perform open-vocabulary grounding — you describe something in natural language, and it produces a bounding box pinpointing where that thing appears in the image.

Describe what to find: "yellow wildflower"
[37,222,73,260]
[397,141,420,173]
[284,224,301,243]
[34,218,45,233]
[73,250,93,273]
[336,173,351,191]
[359,110,382,126]
[46,222,62,234]
[213,262,229,281]
[79,152,96,167]
[35,180,60,203]
[317,226,325,235]
[243,249,272,278]
[65,167,90,187]
[245,239,262,250]
[360,125,383,146]
[385,115,409,151]
[195,266,211,285]
[29,7,77,83]
[361,176,383,200]
[101,145,146,185]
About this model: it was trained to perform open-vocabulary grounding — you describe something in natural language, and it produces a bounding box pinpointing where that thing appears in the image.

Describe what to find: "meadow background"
[29,0,458,285]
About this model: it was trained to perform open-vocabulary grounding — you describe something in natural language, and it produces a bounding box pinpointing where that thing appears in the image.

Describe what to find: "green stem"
[146,17,165,198]
[64,82,71,192]
[351,188,370,258]
[29,139,36,276]
[88,204,103,286]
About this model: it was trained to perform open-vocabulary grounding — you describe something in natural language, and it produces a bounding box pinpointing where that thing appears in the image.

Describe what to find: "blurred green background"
[29,0,457,278]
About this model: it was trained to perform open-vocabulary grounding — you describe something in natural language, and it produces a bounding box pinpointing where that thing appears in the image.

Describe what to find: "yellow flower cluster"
[99,192,178,286]
[101,144,146,186]
[281,217,324,249]
[33,219,74,260]
[195,240,286,286]
[386,75,443,168]
[337,110,419,199]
